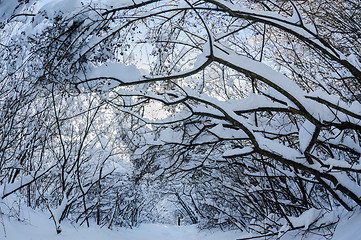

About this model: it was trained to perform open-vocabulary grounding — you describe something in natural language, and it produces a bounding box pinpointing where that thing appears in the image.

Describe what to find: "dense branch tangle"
[70,0,361,210]
[3,0,361,233]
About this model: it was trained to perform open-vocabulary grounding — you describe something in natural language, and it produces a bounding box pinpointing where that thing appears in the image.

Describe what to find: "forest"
[0,0,361,239]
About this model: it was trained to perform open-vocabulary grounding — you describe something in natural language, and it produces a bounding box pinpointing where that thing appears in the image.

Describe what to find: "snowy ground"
[1,208,361,240]
[0,210,244,240]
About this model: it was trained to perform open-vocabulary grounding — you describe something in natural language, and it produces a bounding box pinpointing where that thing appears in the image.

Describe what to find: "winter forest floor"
[2,207,361,240]
[1,209,242,240]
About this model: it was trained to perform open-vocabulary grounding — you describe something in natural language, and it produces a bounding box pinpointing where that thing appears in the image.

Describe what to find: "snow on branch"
[205,0,361,80]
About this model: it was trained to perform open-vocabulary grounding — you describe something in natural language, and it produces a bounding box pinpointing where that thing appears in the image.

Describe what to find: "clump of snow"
[223,147,253,158]
[347,53,361,71]
[92,0,153,11]
[288,208,322,230]
[38,0,83,19]
[86,62,142,84]
[177,0,189,8]
[299,120,315,152]
[208,124,247,140]
[51,194,68,229]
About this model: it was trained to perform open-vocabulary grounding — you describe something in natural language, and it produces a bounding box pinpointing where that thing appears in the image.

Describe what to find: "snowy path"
[1,211,244,240]
[3,209,361,240]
